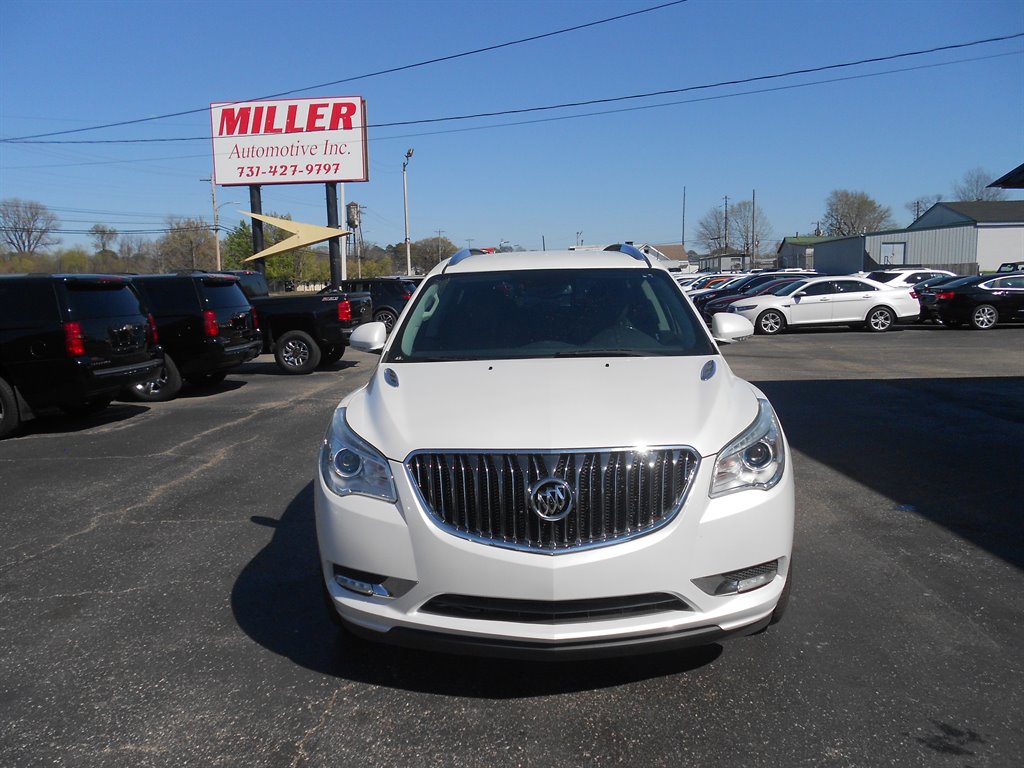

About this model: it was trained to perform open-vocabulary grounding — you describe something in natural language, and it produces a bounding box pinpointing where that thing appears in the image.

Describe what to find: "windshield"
[866,271,899,283]
[386,269,716,362]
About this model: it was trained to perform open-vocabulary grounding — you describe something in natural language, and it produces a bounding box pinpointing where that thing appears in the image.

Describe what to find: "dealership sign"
[210,97,368,186]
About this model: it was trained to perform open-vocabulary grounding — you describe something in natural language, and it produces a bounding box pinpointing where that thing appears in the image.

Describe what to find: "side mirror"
[349,322,388,354]
[711,313,754,344]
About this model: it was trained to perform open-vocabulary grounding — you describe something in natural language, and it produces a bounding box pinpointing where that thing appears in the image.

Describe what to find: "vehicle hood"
[342,356,761,460]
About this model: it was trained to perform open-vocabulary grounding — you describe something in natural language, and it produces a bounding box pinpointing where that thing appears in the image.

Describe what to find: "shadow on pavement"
[231,482,722,696]
[754,375,1024,571]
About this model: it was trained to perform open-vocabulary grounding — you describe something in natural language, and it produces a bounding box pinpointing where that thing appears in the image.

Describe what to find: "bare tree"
[729,200,773,258]
[952,168,1007,201]
[822,190,895,237]
[0,198,61,255]
[696,206,728,253]
[155,217,216,271]
[89,224,118,253]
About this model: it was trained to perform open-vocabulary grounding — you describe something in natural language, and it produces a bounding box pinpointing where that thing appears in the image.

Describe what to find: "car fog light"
[693,560,779,596]
[333,565,390,598]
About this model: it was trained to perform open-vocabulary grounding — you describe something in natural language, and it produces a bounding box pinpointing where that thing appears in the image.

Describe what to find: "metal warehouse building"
[811,201,1024,275]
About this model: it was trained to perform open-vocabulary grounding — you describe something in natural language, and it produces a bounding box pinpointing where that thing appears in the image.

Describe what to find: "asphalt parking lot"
[1,325,1022,767]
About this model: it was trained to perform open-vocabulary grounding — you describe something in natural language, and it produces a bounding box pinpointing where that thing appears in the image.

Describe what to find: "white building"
[811,201,1024,275]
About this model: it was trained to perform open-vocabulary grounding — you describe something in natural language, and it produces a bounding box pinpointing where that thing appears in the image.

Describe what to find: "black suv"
[127,273,261,401]
[336,277,420,333]
[0,274,163,438]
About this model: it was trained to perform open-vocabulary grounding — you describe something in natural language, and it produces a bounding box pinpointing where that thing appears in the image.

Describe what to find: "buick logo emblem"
[529,478,574,522]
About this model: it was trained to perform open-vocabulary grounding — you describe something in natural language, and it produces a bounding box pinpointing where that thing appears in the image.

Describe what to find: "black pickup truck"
[221,271,372,373]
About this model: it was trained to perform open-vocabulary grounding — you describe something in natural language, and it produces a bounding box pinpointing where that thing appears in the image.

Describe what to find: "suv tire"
[375,309,398,334]
[275,330,321,374]
[0,377,21,439]
[186,371,228,387]
[129,355,182,402]
[318,344,344,367]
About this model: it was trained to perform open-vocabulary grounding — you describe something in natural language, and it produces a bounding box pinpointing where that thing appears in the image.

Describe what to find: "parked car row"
[0,270,380,439]
[684,265,1024,333]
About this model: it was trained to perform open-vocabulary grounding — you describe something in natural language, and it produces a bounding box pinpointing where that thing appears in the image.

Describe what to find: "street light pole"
[402,148,414,275]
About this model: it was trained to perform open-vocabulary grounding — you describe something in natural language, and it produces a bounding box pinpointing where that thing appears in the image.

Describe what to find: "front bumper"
[315,453,794,659]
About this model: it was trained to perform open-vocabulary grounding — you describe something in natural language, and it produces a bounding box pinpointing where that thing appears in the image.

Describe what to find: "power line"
[0,1,688,142]
[5,33,1020,146]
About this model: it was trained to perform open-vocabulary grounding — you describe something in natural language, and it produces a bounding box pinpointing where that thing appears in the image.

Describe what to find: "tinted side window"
[801,282,836,296]
[136,279,197,313]
[66,283,146,319]
[835,280,876,293]
[0,281,57,326]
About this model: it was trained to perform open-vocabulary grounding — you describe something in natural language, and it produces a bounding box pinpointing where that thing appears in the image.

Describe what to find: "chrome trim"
[405,446,700,554]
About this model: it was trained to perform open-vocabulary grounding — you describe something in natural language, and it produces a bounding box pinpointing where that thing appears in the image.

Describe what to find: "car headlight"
[710,398,785,497]
[320,407,397,502]
[731,304,757,312]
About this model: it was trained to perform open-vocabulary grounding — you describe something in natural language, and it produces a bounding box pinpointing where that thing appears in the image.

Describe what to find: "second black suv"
[0,274,163,439]
[336,277,420,333]
[127,273,261,401]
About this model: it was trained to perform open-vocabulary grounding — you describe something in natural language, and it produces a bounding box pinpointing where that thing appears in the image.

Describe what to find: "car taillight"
[935,291,955,300]
[203,310,219,338]
[250,306,259,330]
[909,291,918,300]
[63,322,85,356]
[401,292,412,300]
[147,313,159,344]
[337,300,352,322]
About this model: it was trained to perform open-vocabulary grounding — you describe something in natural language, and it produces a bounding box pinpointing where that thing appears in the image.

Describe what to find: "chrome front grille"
[406,448,699,553]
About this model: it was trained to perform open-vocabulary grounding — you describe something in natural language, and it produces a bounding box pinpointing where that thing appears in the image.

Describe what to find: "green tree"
[89,224,118,254]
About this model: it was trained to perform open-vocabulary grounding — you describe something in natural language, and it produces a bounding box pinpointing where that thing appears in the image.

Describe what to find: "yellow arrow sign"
[239,211,350,262]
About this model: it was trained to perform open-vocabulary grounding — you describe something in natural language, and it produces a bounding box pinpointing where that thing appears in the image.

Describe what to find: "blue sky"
[2,0,1022,254]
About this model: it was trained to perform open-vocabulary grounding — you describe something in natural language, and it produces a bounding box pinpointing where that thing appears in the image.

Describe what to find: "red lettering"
[251,106,264,134]
[329,102,357,131]
[305,103,328,132]
[218,107,251,136]
[284,104,304,133]
[263,106,283,134]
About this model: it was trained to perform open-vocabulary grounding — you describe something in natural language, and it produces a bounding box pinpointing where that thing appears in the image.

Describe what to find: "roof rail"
[603,243,651,266]
[444,248,490,270]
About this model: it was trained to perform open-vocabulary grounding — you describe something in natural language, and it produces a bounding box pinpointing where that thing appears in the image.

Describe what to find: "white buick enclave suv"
[315,245,794,659]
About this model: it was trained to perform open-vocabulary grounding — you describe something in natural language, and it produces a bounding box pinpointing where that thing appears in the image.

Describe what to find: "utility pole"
[681,186,686,250]
[751,189,756,267]
[436,229,445,262]
[466,238,474,249]
[723,195,729,253]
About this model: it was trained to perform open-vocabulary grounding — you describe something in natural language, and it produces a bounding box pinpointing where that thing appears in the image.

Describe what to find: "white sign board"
[210,97,368,186]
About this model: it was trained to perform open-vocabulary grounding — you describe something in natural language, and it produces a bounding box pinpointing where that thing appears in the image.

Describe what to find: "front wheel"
[129,355,182,402]
[274,330,321,374]
[866,306,895,332]
[375,309,398,334]
[0,376,21,439]
[969,304,998,330]
[755,310,786,335]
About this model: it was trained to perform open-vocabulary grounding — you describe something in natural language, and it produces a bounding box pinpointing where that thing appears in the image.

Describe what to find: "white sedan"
[728,275,920,334]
